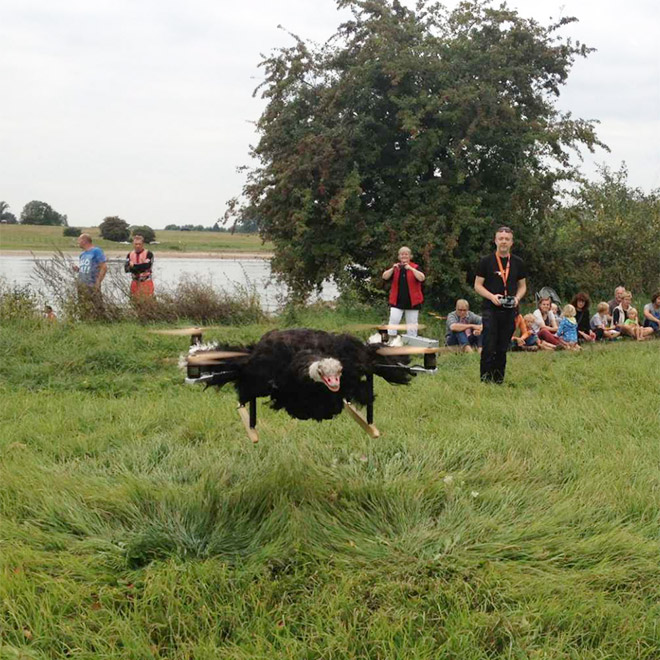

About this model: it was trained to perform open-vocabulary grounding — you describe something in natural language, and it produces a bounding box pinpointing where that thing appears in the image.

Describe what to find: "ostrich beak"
[322,374,341,392]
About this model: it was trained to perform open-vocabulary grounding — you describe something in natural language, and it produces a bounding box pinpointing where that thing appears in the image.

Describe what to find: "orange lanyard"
[495,252,510,295]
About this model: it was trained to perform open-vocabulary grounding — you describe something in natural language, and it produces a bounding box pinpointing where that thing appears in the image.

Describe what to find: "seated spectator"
[613,291,637,338]
[625,307,654,341]
[522,313,557,350]
[532,297,564,347]
[590,302,620,340]
[551,302,562,320]
[43,305,57,322]
[556,304,581,350]
[445,299,482,353]
[608,285,626,315]
[642,291,660,335]
[511,312,535,351]
[571,292,596,342]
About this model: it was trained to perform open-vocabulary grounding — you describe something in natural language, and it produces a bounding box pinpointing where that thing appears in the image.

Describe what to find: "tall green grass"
[1,318,659,659]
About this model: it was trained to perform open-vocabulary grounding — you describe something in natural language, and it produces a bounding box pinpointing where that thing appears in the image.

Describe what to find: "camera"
[500,295,517,309]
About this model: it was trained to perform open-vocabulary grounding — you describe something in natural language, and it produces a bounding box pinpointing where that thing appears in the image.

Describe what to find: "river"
[0,253,338,313]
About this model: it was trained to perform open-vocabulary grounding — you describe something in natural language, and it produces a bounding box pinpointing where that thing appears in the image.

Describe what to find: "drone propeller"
[376,345,439,356]
[347,323,427,332]
[187,350,250,364]
[149,326,220,336]
[427,312,446,320]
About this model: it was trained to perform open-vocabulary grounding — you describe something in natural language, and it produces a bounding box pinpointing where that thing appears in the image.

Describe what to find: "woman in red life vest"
[382,246,425,340]
[124,235,155,297]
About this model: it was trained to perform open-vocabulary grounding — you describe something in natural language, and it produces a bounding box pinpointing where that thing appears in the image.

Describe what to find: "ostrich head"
[308,357,343,392]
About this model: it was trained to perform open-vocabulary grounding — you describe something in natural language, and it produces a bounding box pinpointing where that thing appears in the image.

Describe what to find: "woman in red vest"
[382,246,425,340]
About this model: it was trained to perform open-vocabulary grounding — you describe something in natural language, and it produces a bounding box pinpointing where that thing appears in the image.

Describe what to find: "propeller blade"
[187,350,249,363]
[347,323,426,332]
[149,326,220,336]
[428,312,447,320]
[376,346,443,356]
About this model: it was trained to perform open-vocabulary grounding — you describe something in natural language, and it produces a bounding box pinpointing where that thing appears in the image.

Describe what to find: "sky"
[1,0,658,228]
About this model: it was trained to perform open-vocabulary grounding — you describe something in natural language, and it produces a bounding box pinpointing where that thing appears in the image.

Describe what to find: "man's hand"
[492,294,503,306]
[473,327,482,336]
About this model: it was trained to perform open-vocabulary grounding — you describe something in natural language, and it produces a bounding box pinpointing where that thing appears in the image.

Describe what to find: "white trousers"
[387,307,419,336]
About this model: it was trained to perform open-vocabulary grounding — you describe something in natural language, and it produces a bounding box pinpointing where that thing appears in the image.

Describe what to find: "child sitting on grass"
[590,302,620,340]
[556,304,581,350]
[522,313,557,350]
[511,312,537,351]
[623,307,653,341]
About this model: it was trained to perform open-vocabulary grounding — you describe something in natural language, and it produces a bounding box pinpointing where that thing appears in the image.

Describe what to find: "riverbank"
[0,249,273,259]
[0,224,273,254]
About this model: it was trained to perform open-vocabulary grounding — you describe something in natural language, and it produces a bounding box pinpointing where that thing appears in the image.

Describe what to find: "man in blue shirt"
[73,233,107,289]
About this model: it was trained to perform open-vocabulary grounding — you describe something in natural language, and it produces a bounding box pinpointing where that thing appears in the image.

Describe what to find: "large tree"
[99,216,130,242]
[235,0,606,304]
[0,201,18,224]
[20,200,67,226]
[131,225,156,243]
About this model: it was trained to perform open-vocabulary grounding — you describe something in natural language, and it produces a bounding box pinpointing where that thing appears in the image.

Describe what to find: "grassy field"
[1,312,660,659]
[0,225,272,254]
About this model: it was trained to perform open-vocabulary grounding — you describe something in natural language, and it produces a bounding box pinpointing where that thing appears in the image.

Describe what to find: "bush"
[131,225,156,243]
[31,253,266,325]
[0,278,41,321]
[99,216,130,242]
[63,226,81,237]
[551,166,660,300]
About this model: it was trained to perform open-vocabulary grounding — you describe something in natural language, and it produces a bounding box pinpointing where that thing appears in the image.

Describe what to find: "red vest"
[389,262,424,307]
[129,249,152,281]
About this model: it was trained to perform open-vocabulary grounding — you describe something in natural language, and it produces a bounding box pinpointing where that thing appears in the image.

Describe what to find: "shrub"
[31,253,266,325]
[63,226,81,237]
[99,216,130,242]
[0,278,41,321]
[131,225,156,243]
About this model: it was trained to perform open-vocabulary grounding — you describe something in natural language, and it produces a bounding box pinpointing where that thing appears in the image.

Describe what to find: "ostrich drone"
[155,325,441,442]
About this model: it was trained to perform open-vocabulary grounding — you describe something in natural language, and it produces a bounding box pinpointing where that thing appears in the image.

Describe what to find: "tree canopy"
[99,216,130,242]
[20,201,67,226]
[0,202,18,224]
[236,0,606,304]
[551,165,660,299]
[131,225,156,243]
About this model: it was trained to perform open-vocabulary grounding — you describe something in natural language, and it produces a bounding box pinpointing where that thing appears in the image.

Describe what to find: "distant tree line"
[0,200,67,226]
[163,219,258,233]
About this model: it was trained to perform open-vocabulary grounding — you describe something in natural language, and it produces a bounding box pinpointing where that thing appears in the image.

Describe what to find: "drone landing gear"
[238,398,259,444]
[343,373,380,439]
[343,402,380,438]
[236,379,381,443]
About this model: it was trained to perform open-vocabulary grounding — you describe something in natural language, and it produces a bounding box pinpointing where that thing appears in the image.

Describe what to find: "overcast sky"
[1,0,658,228]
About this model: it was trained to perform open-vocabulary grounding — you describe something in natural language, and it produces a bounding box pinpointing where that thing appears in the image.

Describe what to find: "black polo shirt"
[476,253,526,310]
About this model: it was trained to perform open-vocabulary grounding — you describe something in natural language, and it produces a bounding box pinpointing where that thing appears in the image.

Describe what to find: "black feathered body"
[202,328,412,421]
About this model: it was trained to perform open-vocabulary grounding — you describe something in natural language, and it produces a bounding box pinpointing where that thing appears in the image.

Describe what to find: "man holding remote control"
[474,226,527,384]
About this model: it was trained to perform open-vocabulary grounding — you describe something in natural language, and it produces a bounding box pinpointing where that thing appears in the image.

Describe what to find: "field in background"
[1,313,660,659]
[0,224,272,254]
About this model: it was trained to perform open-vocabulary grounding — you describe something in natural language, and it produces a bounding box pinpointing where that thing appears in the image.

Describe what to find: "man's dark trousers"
[480,307,516,383]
